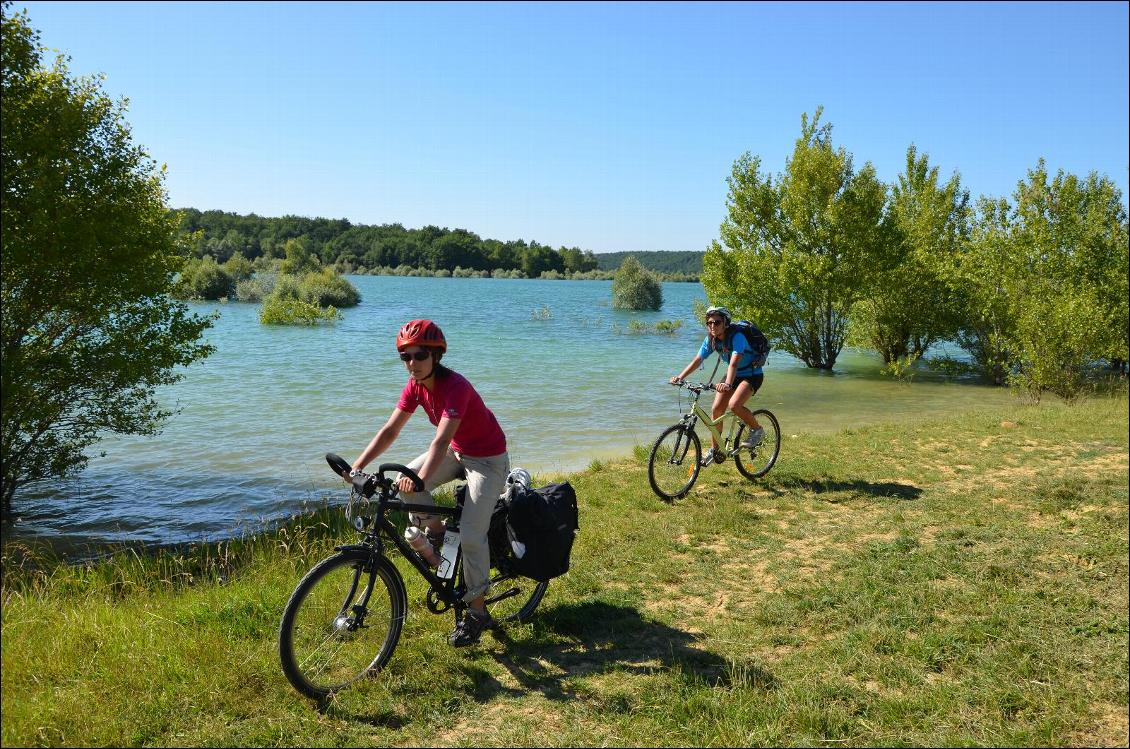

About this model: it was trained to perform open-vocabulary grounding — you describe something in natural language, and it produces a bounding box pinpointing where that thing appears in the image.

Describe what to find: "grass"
[2,396,1127,747]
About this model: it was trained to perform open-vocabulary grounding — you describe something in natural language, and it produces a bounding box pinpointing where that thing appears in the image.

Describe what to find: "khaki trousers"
[401,449,510,603]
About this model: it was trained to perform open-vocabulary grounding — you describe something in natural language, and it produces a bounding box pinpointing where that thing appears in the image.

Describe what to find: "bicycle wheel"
[648,424,702,501]
[279,549,406,699]
[484,567,548,623]
[734,409,781,479]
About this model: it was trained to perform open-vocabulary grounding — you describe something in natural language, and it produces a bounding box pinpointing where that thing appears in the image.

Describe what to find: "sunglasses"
[399,351,431,362]
[705,319,724,327]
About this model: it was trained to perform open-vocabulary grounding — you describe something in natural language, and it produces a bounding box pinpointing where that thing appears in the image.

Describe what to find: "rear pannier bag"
[505,481,579,581]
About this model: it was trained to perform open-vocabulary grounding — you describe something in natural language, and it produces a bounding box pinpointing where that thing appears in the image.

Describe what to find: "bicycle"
[647,380,781,501]
[278,454,548,700]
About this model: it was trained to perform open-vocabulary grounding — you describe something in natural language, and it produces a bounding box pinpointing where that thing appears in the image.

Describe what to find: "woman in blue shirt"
[670,306,765,465]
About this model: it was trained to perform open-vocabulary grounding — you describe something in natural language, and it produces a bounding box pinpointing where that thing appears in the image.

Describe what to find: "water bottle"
[435,525,461,580]
[404,526,440,567]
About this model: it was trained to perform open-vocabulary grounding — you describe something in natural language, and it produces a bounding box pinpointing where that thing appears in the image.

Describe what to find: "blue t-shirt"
[699,331,763,377]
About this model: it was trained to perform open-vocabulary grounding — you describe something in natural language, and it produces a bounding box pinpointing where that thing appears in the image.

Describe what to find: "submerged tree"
[703,107,887,369]
[611,256,663,311]
[0,5,214,513]
[850,145,969,368]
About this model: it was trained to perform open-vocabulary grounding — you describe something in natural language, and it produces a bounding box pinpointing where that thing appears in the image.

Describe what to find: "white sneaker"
[741,427,765,448]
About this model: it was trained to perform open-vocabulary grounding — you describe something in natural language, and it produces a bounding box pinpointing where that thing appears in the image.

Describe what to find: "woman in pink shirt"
[345,319,509,647]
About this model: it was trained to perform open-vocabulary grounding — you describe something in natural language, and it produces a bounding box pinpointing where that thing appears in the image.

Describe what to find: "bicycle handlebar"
[324,452,425,498]
[670,379,715,394]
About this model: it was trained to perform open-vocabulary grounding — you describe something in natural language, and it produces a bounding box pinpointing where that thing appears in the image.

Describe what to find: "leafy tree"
[1003,162,1128,401]
[0,5,213,511]
[278,237,320,274]
[173,256,234,300]
[611,256,663,310]
[703,108,888,369]
[850,145,970,367]
[951,196,1017,385]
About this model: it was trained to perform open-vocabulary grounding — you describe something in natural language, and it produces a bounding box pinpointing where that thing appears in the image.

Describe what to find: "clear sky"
[12,1,1129,253]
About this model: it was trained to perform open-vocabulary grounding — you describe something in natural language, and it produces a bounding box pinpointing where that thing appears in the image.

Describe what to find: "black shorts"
[734,373,763,394]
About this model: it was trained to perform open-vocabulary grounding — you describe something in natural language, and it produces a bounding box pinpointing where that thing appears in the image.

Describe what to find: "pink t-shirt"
[396,372,507,457]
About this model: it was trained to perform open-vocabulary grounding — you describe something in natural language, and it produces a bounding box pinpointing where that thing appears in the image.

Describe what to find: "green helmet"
[704,306,731,324]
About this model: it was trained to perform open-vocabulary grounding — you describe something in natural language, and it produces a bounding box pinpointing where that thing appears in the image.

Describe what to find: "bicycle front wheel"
[279,549,406,699]
[648,424,702,501]
[485,568,548,623]
[734,409,781,479]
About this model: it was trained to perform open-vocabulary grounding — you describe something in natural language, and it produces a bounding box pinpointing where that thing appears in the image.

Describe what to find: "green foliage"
[595,250,704,278]
[704,108,888,370]
[258,296,340,325]
[950,161,1129,397]
[0,6,214,511]
[611,256,663,311]
[1003,163,1129,402]
[278,238,320,275]
[172,256,234,300]
[851,145,969,366]
[296,268,360,308]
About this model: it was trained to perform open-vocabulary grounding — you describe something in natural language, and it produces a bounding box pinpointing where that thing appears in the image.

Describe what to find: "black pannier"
[502,481,579,582]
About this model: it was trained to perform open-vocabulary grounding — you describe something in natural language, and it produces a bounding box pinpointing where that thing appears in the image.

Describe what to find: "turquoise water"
[6,276,1013,549]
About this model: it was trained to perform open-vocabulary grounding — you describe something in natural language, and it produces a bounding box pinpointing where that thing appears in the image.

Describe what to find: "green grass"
[3,397,1127,747]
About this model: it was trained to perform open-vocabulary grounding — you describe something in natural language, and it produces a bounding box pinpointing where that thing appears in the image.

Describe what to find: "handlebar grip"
[325,452,352,477]
[378,463,425,492]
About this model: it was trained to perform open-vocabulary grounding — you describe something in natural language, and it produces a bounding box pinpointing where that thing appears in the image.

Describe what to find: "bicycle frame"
[680,387,742,454]
[348,487,469,613]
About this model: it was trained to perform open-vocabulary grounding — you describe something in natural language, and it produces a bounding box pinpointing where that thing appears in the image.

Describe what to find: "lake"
[4,275,1014,551]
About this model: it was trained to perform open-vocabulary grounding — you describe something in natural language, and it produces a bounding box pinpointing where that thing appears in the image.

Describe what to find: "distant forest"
[594,251,704,275]
[174,209,702,280]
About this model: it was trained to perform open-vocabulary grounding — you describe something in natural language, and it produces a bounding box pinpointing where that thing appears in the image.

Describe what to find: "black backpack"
[725,320,770,368]
[500,481,579,582]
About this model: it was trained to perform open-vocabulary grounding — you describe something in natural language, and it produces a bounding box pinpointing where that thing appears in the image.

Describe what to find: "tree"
[611,256,662,310]
[1003,162,1128,401]
[702,108,888,369]
[850,145,970,367]
[0,5,214,512]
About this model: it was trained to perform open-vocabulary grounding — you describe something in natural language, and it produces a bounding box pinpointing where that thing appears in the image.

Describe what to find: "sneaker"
[449,608,493,648]
[741,427,765,449]
[700,448,723,467]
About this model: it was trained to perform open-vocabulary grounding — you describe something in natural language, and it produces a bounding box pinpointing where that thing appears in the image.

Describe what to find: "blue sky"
[13,1,1129,253]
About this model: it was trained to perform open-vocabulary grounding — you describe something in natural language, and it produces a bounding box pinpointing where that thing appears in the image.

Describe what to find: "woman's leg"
[402,449,465,533]
[454,452,510,608]
[710,389,729,451]
[727,379,761,431]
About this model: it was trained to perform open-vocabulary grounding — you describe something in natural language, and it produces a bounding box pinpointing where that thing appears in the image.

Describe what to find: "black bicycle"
[278,454,548,700]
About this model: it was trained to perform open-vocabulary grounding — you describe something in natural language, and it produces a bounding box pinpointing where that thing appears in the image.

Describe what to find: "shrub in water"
[612,256,662,311]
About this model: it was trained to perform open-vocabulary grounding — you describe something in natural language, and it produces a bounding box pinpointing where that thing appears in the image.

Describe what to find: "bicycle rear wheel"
[734,409,781,479]
[279,549,406,699]
[485,567,548,623]
[648,424,702,501]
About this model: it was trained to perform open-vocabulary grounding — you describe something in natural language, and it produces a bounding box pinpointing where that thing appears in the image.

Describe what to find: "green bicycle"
[647,380,781,501]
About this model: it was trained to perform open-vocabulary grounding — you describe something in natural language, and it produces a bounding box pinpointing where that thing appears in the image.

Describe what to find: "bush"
[298,269,360,308]
[173,257,234,300]
[234,275,275,303]
[612,256,662,310]
[259,296,341,325]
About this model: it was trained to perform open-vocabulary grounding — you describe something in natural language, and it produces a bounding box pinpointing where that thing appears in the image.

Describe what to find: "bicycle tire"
[648,423,702,501]
[734,409,781,479]
[279,549,406,699]
[485,569,548,623]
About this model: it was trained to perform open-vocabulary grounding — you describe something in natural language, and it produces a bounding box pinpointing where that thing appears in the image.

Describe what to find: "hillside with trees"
[174,209,701,281]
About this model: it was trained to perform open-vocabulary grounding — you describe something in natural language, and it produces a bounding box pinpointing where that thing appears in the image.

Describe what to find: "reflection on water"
[5,276,1013,550]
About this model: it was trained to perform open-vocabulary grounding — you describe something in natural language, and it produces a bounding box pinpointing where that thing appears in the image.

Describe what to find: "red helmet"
[396,319,447,352]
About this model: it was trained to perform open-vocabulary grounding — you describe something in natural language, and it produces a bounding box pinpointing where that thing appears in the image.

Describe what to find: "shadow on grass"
[466,600,777,702]
[751,477,923,501]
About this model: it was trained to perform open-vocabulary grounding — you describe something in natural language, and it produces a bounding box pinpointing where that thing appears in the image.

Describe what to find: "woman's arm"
[350,408,412,475]
[672,354,705,383]
[396,415,461,493]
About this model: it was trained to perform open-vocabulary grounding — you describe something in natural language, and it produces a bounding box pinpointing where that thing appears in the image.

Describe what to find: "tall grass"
[2,397,1127,747]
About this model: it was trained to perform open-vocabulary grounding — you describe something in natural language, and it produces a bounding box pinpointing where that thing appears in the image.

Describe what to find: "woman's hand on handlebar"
[396,475,421,494]
[669,376,684,385]
[714,382,732,393]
